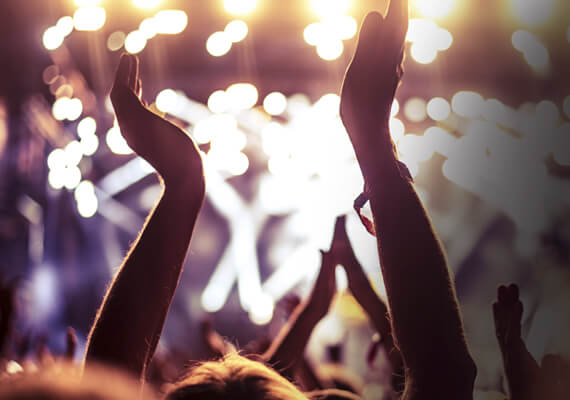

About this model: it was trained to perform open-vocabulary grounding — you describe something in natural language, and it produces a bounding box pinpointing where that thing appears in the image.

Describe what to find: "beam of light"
[224,0,258,15]
[98,157,153,199]
[511,0,554,26]
[153,10,188,34]
[73,7,106,31]
[225,20,248,43]
[206,31,232,57]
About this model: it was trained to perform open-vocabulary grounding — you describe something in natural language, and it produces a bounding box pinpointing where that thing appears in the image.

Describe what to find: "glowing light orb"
[512,30,549,71]
[224,0,258,15]
[47,149,67,171]
[80,134,99,156]
[56,16,74,37]
[225,20,248,42]
[316,38,344,61]
[106,125,133,155]
[451,91,484,118]
[310,0,351,19]
[208,90,230,113]
[73,7,106,31]
[391,99,400,118]
[125,30,147,54]
[139,18,158,39]
[304,23,322,46]
[107,31,125,51]
[414,0,455,18]
[77,117,97,138]
[153,10,188,34]
[427,97,451,121]
[389,118,405,142]
[43,27,64,50]
[226,83,258,111]
[410,41,437,64]
[263,92,288,116]
[63,166,82,190]
[404,97,427,122]
[155,89,179,113]
[206,31,232,57]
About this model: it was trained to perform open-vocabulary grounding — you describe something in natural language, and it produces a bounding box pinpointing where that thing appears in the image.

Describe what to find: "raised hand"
[340,0,408,173]
[493,284,524,350]
[111,54,204,192]
[308,250,337,319]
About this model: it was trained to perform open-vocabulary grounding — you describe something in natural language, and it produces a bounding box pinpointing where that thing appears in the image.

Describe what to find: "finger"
[352,12,383,66]
[114,53,131,89]
[128,55,139,92]
[136,78,142,98]
[497,285,507,302]
[385,0,409,39]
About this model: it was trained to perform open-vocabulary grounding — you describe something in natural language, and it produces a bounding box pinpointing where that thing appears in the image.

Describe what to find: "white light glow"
[206,31,232,57]
[512,30,550,72]
[404,97,427,122]
[304,23,322,46]
[133,0,161,8]
[77,194,98,218]
[224,0,258,15]
[310,0,351,19]
[52,97,71,121]
[427,97,451,121]
[65,140,83,166]
[139,18,158,39]
[106,125,133,155]
[410,41,437,64]
[73,7,106,32]
[47,148,67,171]
[153,10,188,34]
[414,0,455,18]
[67,98,83,121]
[249,293,275,325]
[74,0,101,5]
[316,38,344,61]
[451,91,484,118]
[391,99,400,118]
[389,118,405,142]
[77,117,97,138]
[155,89,179,113]
[63,166,82,190]
[125,30,147,54]
[226,83,258,111]
[80,134,99,156]
[208,90,229,113]
[225,20,248,42]
[56,16,74,37]
[263,92,288,116]
[43,27,64,51]
[48,169,65,189]
[74,180,95,203]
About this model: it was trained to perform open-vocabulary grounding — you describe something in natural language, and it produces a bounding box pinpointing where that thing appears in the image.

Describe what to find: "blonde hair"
[166,353,308,400]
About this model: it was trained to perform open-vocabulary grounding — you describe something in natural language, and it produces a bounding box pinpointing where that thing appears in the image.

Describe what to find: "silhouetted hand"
[340,0,407,171]
[111,54,204,192]
[493,284,524,350]
[308,250,337,319]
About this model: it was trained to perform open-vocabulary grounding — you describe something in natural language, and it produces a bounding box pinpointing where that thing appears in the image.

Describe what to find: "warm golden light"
[208,90,229,113]
[310,0,351,19]
[43,27,64,50]
[139,18,157,39]
[124,30,147,54]
[316,39,343,61]
[225,20,248,43]
[206,31,232,57]
[74,0,101,6]
[73,7,106,31]
[224,0,258,15]
[414,0,455,19]
[226,83,258,110]
[410,41,437,64]
[56,16,74,37]
[133,0,162,9]
[153,10,188,35]
[451,91,484,118]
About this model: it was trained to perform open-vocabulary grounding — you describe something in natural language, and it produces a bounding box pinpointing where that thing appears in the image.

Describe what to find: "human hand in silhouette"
[308,250,337,319]
[111,54,204,193]
[340,0,407,173]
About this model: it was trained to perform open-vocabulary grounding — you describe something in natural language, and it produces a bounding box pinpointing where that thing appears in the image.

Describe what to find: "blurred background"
[0,0,569,396]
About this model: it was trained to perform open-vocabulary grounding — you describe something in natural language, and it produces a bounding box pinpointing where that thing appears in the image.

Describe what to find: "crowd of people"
[0,0,569,398]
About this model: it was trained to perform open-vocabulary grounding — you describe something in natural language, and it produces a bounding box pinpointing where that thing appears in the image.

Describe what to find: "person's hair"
[166,353,307,400]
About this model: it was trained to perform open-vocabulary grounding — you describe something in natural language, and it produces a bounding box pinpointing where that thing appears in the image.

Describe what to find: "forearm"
[85,182,203,378]
[359,130,475,385]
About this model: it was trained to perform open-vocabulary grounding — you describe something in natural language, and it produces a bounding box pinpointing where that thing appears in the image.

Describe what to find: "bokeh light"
[124,30,147,54]
[316,39,343,61]
[73,7,106,32]
[310,0,350,19]
[414,0,455,19]
[107,31,126,51]
[77,117,97,138]
[153,10,188,34]
[410,41,437,64]
[512,30,550,72]
[106,125,133,155]
[56,16,74,37]
[511,0,555,26]
[451,91,484,118]
[43,27,64,51]
[206,31,232,57]
[226,83,258,111]
[225,20,248,42]
[427,97,451,121]
[224,0,258,15]
[133,0,162,8]
[404,97,427,122]
[263,92,288,116]
[139,18,158,39]
[208,90,229,114]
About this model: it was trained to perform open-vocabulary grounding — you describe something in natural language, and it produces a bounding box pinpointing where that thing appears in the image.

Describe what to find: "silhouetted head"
[166,353,307,400]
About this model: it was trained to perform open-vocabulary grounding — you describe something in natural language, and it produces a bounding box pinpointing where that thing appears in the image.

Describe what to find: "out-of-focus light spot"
[304,23,322,46]
[262,122,289,157]
[511,0,554,26]
[77,117,97,138]
[139,18,157,39]
[512,30,549,72]
[563,96,570,118]
[201,284,226,312]
[194,114,237,144]
[226,83,258,111]
[106,125,133,155]
[310,0,350,19]
[536,100,559,127]
[73,7,106,32]
[389,118,405,142]
[208,90,229,113]
[314,93,340,116]
[424,126,455,157]
[391,99,400,118]
[224,0,258,15]
[155,89,179,113]
[125,30,147,54]
[47,148,67,171]
[5,361,23,375]
[210,127,247,153]
[65,140,83,166]
[404,97,427,122]
[107,31,125,51]
[52,97,71,120]
[451,91,484,118]
[414,0,455,18]
[133,0,161,8]
[427,97,451,121]
[56,16,74,37]
[48,169,65,189]
[74,180,95,203]
[80,134,99,156]
[43,27,64,50]
[336,15,358,40]
[316,38,344,61]
[77,195,98,218]
[228,152,249,176]
[225,20,248,42]
[248,293,274,325]
[406,18,438,43]
[435,28,453,50]
[263,92,287,116]
[42,65,59,85]
[398,134,434,163]
[410,41,437,64]
[63,166,82,189]
[67,98,83,121]
[55,84,74,99]
[206,31,232,57]
[153,10,188,34]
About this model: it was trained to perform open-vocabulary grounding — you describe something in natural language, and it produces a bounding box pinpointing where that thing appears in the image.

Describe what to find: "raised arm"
[84,54,205,379]
[263,250,336,377]
[340,2,476,397]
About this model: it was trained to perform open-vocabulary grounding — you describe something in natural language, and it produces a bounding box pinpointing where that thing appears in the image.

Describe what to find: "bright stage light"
[73,7,106,31]
[414,0,455,19]
[249,293,275,325]
[65,140,83,166]
[225,20,248,42]
[316,38,343,61]
[263,92,287,116]
[206,31,232,57]
[410,41,437,64]
[107,31,125,51]
[80,134,99,156]
[43,27,64,50]
[139,18,157,39]
[77,117,96,138]
[106,125,133,155]
[389,118,405,142]
[404,97,427,122]
[511,0,554,26]
[304,23,322,46]
[125,30,147,54]
[427,97,451,121]
[208,90,229,113]
[310,0,351,19]
[451,91,484,118]
[226,83,258,110]
[155,89,179,113]
[153,10,188,34]
[47,149,67,171]
[133,0,161,8]
[224,0,258,15]
[63,166,82,190]
[56,16,74,37]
